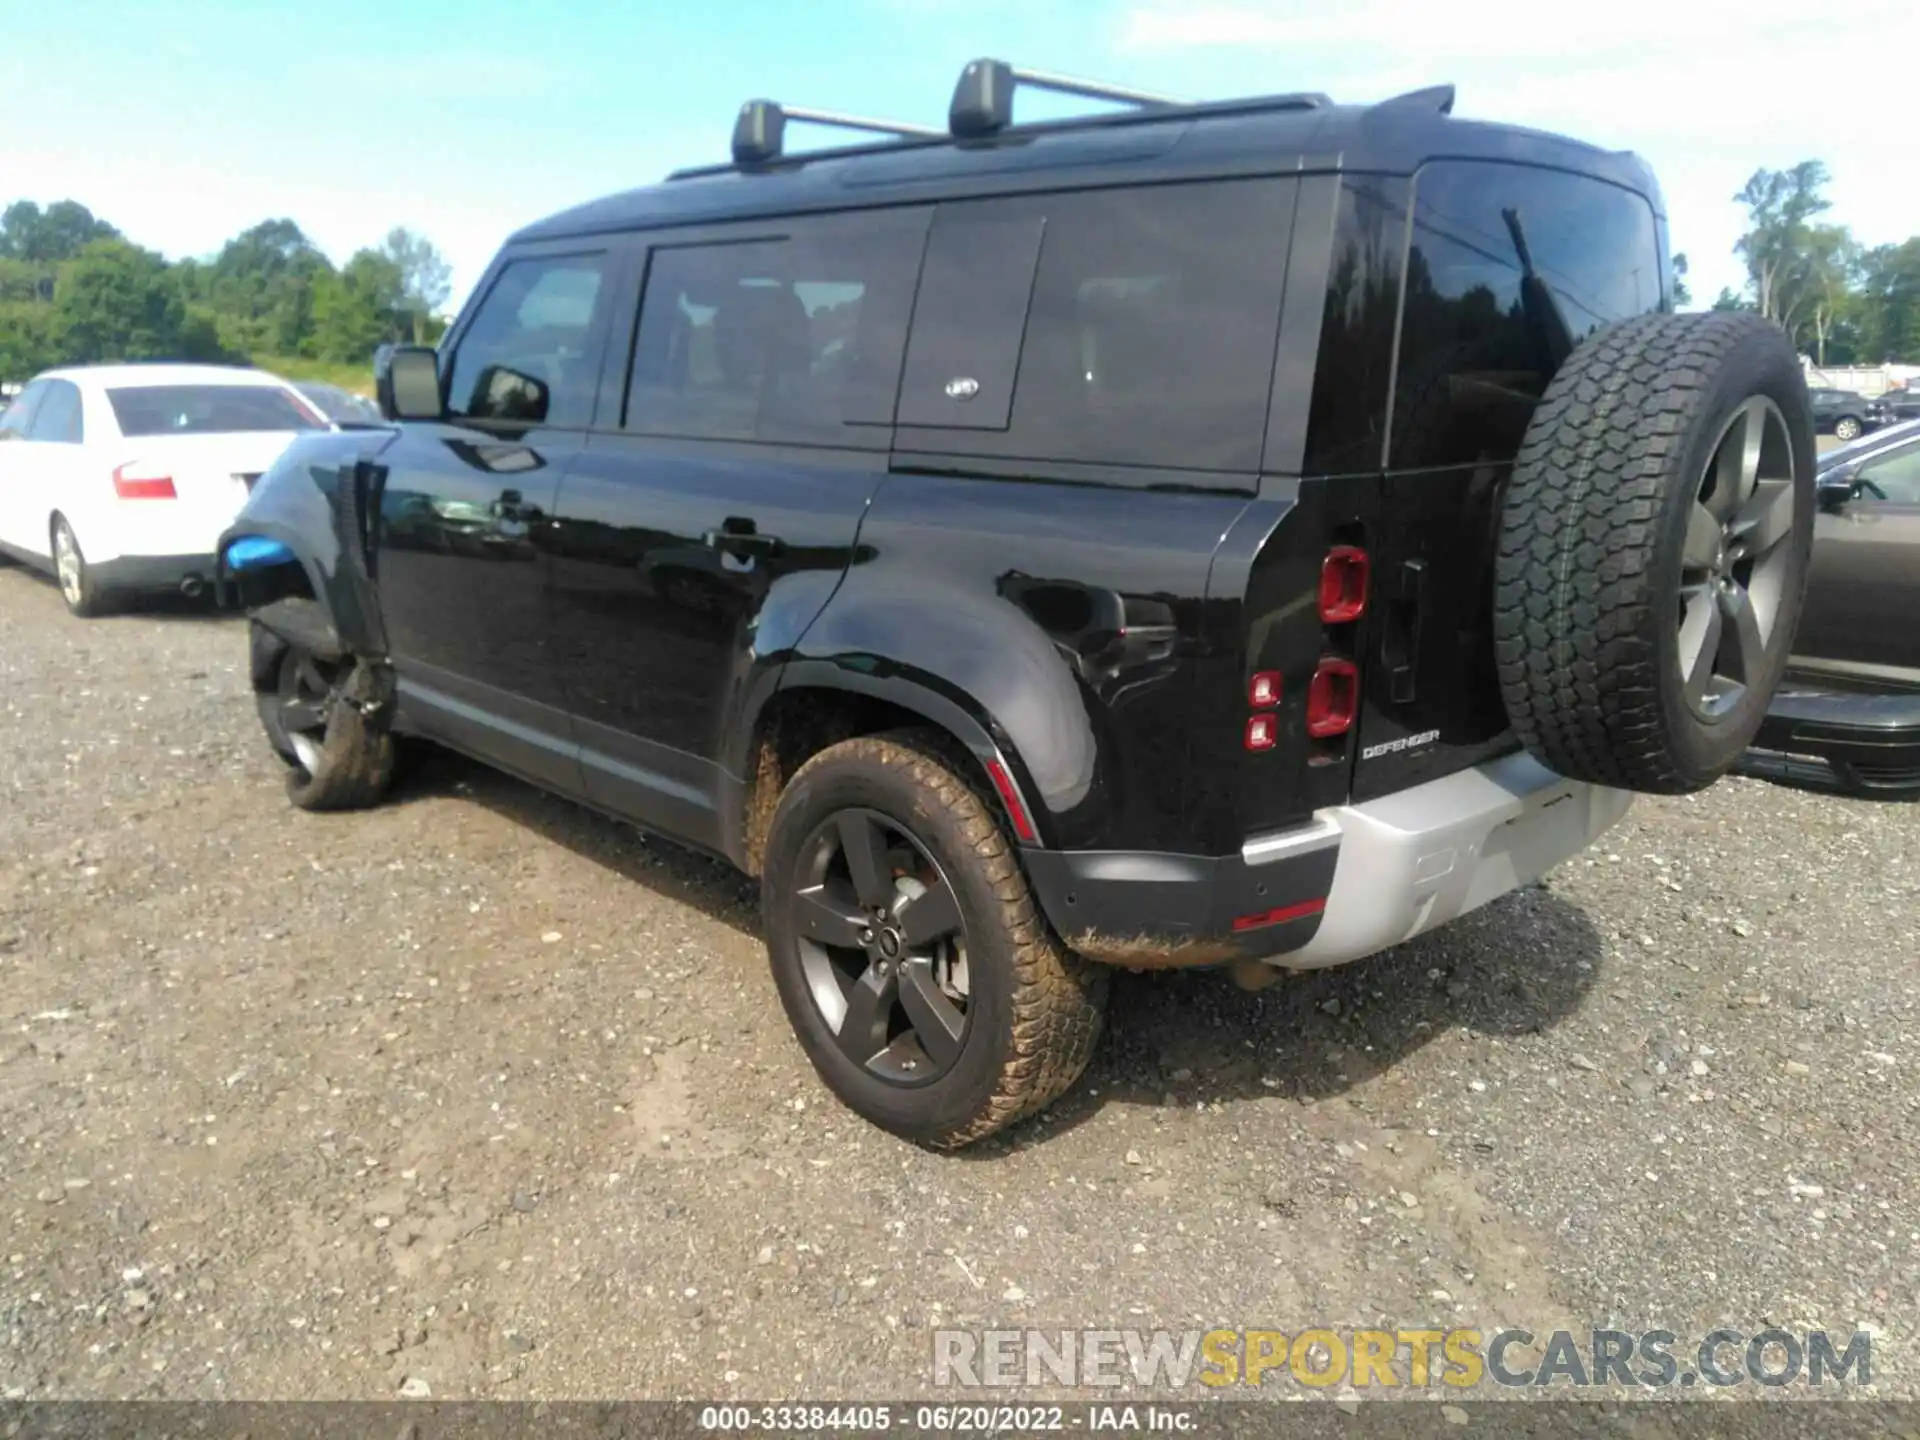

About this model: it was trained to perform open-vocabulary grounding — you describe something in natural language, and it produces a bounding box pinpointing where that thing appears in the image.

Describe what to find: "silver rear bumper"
[1259,750,1632,970]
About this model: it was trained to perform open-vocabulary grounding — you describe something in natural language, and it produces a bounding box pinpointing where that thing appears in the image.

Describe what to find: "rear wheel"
[1833,416,1862,442]
[761,732,1107,1148]
[51,515,111,618]
[250,620,396,811]
[1495,313,1816,793]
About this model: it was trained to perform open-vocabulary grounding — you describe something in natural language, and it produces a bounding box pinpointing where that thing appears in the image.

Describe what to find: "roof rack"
[731,101,941,165]
[949,58,1186,138]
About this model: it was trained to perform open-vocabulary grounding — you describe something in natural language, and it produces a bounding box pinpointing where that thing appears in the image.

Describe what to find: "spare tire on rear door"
[1494,312,1815,794]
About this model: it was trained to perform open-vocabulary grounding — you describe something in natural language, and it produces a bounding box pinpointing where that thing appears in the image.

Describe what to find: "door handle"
[1380,558,1427,704]
[703,519,784,559]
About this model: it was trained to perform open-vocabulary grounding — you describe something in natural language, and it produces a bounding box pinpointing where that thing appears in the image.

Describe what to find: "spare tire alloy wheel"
[1677,398,1799,721]
[794,809,972,1084]
[1495,313,1815,794]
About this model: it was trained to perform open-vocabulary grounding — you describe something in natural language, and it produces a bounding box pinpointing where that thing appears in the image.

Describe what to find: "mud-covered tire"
[249,621,396,812]
[761,730,1108,1149]
[1495,313,1816,794]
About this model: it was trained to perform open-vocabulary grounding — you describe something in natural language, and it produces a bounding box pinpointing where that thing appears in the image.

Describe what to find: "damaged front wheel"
[250,620,397,812]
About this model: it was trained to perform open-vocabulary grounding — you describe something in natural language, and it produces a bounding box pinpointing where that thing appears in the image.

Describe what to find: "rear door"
[1351,160,1665,800]
[546,208,930,851]
[1797,436,1920,685]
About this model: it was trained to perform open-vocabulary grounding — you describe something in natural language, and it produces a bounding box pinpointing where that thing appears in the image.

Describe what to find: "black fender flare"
[218,434,395,660]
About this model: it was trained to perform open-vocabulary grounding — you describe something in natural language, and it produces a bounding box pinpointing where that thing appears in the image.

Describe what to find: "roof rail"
[949,58,1186,138]
[731,101,942,165]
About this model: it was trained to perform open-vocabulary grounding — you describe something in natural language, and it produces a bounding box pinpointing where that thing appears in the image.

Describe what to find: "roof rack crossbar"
[731,100,940,165]
[949,57,1188,138]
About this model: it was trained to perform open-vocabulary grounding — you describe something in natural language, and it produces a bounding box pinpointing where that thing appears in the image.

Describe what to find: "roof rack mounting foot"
[949,58,1187,139]
[732,101,942,165]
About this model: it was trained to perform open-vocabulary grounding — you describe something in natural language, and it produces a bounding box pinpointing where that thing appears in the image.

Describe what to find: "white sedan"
[0,363,330,616]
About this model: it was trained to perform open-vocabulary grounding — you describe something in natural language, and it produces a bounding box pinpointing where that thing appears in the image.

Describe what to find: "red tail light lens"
[1248,671,1282,708]
[112,463,176,500]
[1244,714,1278,752]
[1306,658,1360,738]
[1319,546,1369,624]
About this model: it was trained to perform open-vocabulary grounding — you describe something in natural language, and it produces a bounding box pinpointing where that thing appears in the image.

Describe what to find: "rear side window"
[108,385,322,437]
[1391,161,1663,471]
[27,380,84,443]
[624,209,929,447]
[898,179,1295,478]
[448,253,610,427]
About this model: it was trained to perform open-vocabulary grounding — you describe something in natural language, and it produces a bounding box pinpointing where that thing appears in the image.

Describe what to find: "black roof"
[512,89,1665,246]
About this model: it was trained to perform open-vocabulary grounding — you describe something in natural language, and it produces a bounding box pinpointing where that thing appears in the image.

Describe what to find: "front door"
[545,209,931,853]
[0,380,50,556]
[374,243,622,794]
[1797,435,1920,687]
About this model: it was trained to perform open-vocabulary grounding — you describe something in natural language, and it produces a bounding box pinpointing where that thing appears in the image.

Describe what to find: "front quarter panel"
[221,428,399,656]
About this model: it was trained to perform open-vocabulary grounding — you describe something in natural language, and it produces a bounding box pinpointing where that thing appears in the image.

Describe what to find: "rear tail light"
[1319,546,1370,624]
[1306,658,1360,738]
[112,463,176,500]
[1248,671,1282,708]
[1244,714,1278,752]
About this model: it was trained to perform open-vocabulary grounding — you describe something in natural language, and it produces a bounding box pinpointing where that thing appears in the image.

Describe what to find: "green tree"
[311,249,407,363]
[45,238,215,364]
[378,227,452,342]
[1803,225,1862,367]
[1857,239,1920,363]
[1733,162,1833,341]
[1671,251,1692,309]
[0,199,121,263]
[207,218,334,355]
[0,300,51,378]
[1710,287,1754,313]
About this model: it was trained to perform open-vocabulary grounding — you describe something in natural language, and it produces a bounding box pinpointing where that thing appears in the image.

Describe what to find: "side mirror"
[1817,474,1859,511]
[377,345,443,422]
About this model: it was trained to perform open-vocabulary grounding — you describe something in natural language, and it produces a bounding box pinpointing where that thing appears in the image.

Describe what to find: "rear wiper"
[1502,206,1576,375]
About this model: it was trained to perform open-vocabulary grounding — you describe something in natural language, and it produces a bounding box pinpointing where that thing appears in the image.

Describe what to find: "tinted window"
[28,380,84,443]
[898,180,1293,476]
[449,254,609,427]
[1391,161,1662,471]
[1,380,47,440]
[1858,443,1920,504]
[108,385,322,437]
[626,211,928,446]
[1302,176,1409,476]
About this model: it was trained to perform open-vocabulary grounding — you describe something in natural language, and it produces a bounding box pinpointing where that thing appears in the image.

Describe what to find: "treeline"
[1705,161,1920,366]
[0,199,451,380]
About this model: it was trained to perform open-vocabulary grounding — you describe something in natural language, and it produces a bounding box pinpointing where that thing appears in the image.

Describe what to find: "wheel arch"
[731,659,1047,878]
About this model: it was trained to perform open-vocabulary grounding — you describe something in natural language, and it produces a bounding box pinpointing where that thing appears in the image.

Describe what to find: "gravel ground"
[0,558,1915,1403]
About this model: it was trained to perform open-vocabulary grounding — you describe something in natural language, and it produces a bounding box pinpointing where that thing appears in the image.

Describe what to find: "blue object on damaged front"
[224,536,296,571]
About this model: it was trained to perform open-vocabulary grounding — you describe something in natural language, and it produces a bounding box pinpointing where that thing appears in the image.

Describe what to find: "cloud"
[1109,0,1915,303]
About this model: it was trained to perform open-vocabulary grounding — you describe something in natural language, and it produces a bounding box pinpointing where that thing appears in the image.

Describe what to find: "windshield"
[107,384,325,437]
[1820,416,1920,470]
[296,381,382,425]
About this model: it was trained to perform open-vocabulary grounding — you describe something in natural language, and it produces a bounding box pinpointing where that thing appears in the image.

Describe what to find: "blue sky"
[3,0,1913,320]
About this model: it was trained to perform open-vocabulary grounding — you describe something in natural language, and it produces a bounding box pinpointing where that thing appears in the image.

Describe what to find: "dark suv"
[1810,386,1871,441]
[219,60,1816,1146]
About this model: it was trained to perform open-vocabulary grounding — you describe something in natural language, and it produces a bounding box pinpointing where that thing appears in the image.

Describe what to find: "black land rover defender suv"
[220,60,1816,1147]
